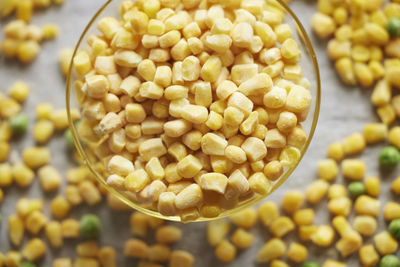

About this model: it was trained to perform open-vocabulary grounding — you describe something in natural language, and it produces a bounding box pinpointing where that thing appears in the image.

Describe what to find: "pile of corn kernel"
[71,0,313,220]
[310,0,400,127]
[0,0,60,63]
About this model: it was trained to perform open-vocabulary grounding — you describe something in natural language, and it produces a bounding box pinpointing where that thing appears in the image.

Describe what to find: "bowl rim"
[66,0,321,222]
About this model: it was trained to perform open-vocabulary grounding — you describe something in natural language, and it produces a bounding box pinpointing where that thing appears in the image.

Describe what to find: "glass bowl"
[66,0,321,222]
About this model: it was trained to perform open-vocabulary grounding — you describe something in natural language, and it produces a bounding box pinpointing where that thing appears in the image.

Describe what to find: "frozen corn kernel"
[248,172,271,195]
[22,238,46,262]
[341,159,366,180]
[317,159,338,181]
[12,163,34,187]
[46,221,63,248]
[215,240,236,263]
[306,180,329,204]
[38,165,61,192]
[281,191,304,214]
[353,215,377,237]
[359,244,379,267]
[355,195,380,217]
[33,120,54,144]
[17,40,40,63]
[365,177,380,197]
[169,250,194,267]
[384,202,400,221]
[293,209,314,226]
[328,197,352,216]
[26,210,47,235]
[230,208,257,229]
[258,202,279,227]
[312,225,335,247]
[124,238,149,259]
[8,215,24,246]
[389,127,400,149]
[269,216,295,237]
[8,81,29,102]
[23,147,50,169]
[257,238,286,263]
[342,133,366,155]
[231,228,253,249]
[42,24,59,39]
[207,219,230,247]
[287,242,308,263]
[374,231,398,255]
[311,13,336,39]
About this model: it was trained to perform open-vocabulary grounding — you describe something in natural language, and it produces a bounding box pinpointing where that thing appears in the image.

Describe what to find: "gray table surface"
[1,1,399,266]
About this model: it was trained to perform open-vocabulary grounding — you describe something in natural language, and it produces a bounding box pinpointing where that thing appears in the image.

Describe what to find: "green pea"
[80,214,101,239]
[302,262,320,267]
[379,146,400,168]
[380,255,400,267]
[348,182,365,198]
[10,113,29,135]
[387,18,400,37]
[389,219,400,239]
[64,128,75,150]
[19,262,36,267]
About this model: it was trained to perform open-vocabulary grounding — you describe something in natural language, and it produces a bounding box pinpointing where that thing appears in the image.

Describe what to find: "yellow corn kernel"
[384,202,400,221]
[53,258,72,267]
[51,108,80,130]
[8,81,29,102]
[354,62,374,88]
[342,133,366,155]
[207,219,230,247]
[51,195,71,219]
[311,12,336,39]
[77,241,99,258]
[240,111,259,135]
[61,219,80,238]
[200,55,222,83]
[269,216,295,237]
[293,208,314,226]
[248,172,271,195]
[353,215,377,236]
[5,251,22,267]
[363,123,387,144]
[42,23,59,40]
[155,225,182,245]
[0,0,17,17]
[22,238,47,262]
[306,180,329,204]
[59,48,74,77]
[255,200,280,229]
[38,165,61,192]
[281,191,304,214]
[35,103,53,120]
[317,159,338,181]
[8,214,24,246]
[355,195,380,217]
[369,60,385,80]
[169,250,194,267]
[230,208,257,229]
[287,242,307,263]
[359,244,379,267]
[215,240,236,263]
[45,221,63,248]
[16,40,40,63]
[366,23,389,46]
[336,230,362,257]
[341,159,366,180]
[392,176,400,195]
[26,210,47,234]
[79,180,101,206]
[194,82,212,107]
[98,247,116,267]
[332,216,352,237]
[328,197,352,216]
[377,104,396,126]
[257,238,286,263]
[374,231,398,255]
[205,34,232,54]
[270,260,290,267]
[0,121,12,142]
[335,57,356,85]
[23,147,50,169]
[231,228,253,249]
[312,225,335,247]
[0,141,10,162]
[298,225,318,242]
[365,177,380,197]
[33,120,54,144]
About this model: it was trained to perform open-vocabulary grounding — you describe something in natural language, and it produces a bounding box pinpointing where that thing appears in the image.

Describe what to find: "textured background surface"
[1,0,398,266]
